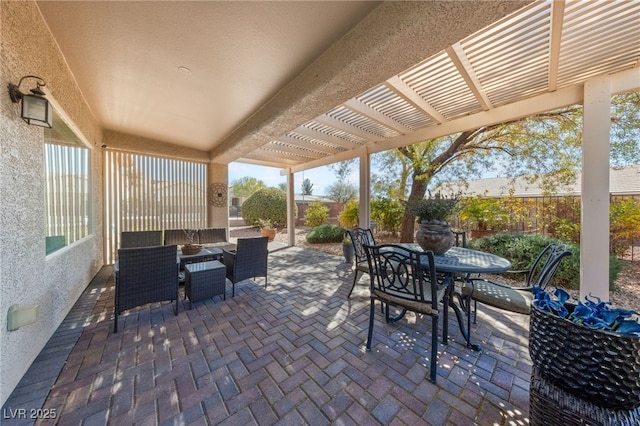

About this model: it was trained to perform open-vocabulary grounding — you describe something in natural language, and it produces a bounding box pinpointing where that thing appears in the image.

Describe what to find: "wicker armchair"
[363,243,445,383]
[223,236,269,297]
[114,245,179,332]
[346,227,376,298]
[164,229,197,246]
[198,227,236,251]
[120,230,163,248]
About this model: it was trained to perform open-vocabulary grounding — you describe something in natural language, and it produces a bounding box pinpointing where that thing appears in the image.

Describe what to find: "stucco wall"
[1,1,104,406]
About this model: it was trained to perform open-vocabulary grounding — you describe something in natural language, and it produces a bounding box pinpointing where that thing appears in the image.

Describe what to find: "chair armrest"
[223,249,236,272]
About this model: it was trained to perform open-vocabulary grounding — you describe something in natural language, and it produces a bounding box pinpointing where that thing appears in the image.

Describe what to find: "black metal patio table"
[397,244,512,351]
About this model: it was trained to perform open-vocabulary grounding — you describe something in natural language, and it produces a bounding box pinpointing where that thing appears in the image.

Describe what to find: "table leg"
[442,273,481,351]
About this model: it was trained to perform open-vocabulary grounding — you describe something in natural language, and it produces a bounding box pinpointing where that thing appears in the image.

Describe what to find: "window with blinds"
[104,150,207,264]
[44,111,91,255]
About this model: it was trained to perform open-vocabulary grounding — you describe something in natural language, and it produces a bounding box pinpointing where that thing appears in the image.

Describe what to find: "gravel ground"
[230,225,640,311]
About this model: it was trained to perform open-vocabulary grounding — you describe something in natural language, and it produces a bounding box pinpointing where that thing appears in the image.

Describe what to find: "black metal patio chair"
[363,243,446,383]
[460,243,572,338]
[346,227,376,298]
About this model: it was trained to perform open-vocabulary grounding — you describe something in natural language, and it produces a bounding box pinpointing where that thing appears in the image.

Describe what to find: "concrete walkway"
[3,247,532,425]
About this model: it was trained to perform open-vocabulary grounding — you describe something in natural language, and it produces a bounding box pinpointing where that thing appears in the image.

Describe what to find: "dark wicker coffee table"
[184,260,226,309]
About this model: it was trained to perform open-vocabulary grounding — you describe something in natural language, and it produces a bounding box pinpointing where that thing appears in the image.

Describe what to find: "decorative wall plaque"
[208,182,228,207]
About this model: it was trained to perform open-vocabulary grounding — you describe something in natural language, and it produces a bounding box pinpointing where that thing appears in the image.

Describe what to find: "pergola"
[37,0,640,301]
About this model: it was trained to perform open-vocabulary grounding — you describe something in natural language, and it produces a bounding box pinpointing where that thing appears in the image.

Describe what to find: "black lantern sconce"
[7,75,53,128]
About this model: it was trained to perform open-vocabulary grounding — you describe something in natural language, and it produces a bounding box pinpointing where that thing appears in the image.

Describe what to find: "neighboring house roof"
[441,164,640,197]
[294,194,335,203]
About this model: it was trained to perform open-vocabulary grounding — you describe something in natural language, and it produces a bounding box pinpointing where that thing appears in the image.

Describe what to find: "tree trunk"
[399,177,428,242]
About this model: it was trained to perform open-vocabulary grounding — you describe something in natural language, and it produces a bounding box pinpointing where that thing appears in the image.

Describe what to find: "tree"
[301,178,313,196]
[371,150,412,200]
[326,159,358,202]
[395,91,640,242]
[230,177,266,199]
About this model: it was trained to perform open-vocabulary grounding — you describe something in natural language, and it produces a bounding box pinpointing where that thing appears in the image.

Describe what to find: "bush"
[304,201,329,228]
[241,187,296,228]
[306,224,346,244]
[338,199,359,228]
[371,197,404,234]
[468,233,621,291]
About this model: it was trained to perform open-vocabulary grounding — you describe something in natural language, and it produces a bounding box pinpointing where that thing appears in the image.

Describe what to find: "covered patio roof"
[37,1,640,169]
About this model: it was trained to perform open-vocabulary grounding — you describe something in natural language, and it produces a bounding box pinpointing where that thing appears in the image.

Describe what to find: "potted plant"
[257,219,276,241]
[181,229,202,255]
[408,193,459,254]
[458,195,508,239]
[342,233,354,263]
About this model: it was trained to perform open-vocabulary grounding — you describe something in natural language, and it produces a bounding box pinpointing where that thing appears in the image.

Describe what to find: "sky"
[228,162,358,196]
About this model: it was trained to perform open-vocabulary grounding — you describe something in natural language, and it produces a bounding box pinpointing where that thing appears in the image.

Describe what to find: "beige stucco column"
[580,77,611,301]
[286,169,296,247]
[358,147,371,229]
[207,162,229,234]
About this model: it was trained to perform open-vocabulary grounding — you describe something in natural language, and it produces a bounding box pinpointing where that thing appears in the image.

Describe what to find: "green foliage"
[408,194,458,223]
[551,217,580,243]
[468,233,621,291]
[230,176,266,199]
[458,196,509,230]
[306,224,346,244]
[242,187,293,228]
[338,199,359,228]
[610,198,640,256]
[304,201,329,228]
[371,197,404,234]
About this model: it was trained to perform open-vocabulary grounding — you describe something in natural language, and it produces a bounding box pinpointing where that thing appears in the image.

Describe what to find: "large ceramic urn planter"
[415,220,455,255]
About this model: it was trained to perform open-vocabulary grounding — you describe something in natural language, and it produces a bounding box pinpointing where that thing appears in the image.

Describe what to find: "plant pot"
[414,220,454,255]
[181,244,203,255]
[261,228,276,242]
[529,302,640,411]
[343,243,354,263]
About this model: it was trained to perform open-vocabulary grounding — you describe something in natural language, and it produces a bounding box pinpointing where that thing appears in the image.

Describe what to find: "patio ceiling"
[36,1,639,170]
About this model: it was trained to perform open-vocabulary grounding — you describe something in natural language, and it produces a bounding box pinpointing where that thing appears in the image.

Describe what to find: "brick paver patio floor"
[4,246,532,425]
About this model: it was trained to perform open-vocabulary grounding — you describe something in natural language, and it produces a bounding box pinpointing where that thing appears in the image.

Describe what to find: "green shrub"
[338,199,359,228]
[241,187,296,228]
[304,201,329,228]
[306,224,346,244]
[371,197,404,234]
[468,233,620,291]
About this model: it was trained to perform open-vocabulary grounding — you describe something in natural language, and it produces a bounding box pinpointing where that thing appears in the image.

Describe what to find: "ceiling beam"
[385,76,446,124]
[292,126,361,151]
[314,114,383,142]
[344,98,412,133]
[548,0,565,92]
[446,42,493,110]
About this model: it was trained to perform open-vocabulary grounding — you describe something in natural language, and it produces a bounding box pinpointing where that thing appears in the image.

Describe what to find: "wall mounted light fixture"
[7,75,53,128]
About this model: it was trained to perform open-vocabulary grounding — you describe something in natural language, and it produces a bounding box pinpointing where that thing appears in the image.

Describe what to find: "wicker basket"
[529,302,640,411]
[181,244,203,256]
[530,366,640,426]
